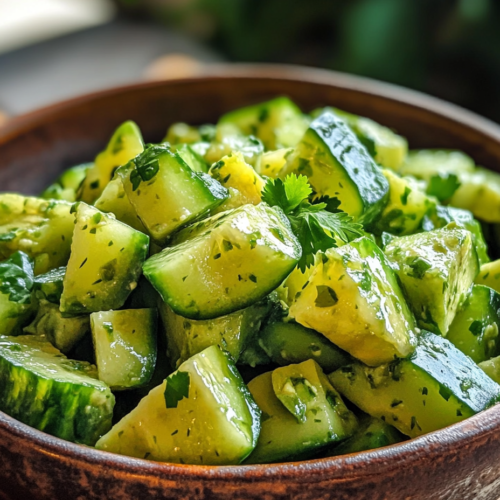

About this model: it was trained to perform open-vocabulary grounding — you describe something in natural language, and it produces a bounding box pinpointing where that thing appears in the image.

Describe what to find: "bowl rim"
[2,63,500,482]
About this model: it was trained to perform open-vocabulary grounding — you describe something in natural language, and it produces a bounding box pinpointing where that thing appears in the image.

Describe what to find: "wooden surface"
[1,65,500,500]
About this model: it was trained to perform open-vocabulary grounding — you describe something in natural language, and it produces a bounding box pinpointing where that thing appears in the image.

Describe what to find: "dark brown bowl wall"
[1,65,500,500]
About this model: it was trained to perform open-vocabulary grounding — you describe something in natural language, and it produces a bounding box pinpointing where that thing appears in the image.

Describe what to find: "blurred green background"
[114,0,500,122]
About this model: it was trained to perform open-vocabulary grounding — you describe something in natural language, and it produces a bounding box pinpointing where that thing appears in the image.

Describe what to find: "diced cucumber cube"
[96,345,261,465]
[479,356,500,384]
[0,194,74,275]
[41,163,91,202]
[288,237,417,366]
[446,285,500,363]
[175,143,208,173]
[0,335,114,445]
[258,321,350,373]
[24,299,89,354]
[281,111,389,224]
[159,298,272,368]
[385,226,479,335]
[91,309,157,390]
[324,416,404,457]
[143,204,301,320]
[60,203,149,314]
[330,331,500,438]
[33,266,65,304]
[94,177,147,233]
[79,121,144,204]
[118,144,228,244]
[258,148,293,178]
[218,97,309,150]
[476,259,500,293]
[368,169,436,235]
[245,360,358,464]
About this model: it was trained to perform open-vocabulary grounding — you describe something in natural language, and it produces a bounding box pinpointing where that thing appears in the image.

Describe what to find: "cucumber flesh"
[91,309,157,390]
[96,345,261,465]
[476,259,500,293]
[143,204,301,320]
[60,203,149,314]
[0,335,114,445]
[330,330,500,438]
[33,266,65,304]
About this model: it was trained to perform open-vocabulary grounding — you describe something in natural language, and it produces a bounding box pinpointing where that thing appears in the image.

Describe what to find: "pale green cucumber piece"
[479,356,500,384]
[118,144,228,244]
[218,97,309,150]
[258,148,293,178]
[175,143,208,173]
[281,111,389,224]
[91,308,157,390]
[143,204,301,320]
[96,345,261,465]
[324,416,404,457]
[385,226,479,335]
[0,194,74,275]
[399,149,475,182]
[259,321,350,372]
[159,298,272,368]
[314,107,408,171]
[41,163,91,202]
[24,299,89,354]
[79,121,144,204]
[476,259,500,293]
[0,335,114,445]
[0,251,35,335]
[369,170,436,235]
[330,331,500,438]
[204,124,264,168]
[245,360,357,464]
[33,266,65,304]
[288,237,417,366]
[94,177,147,233]
[446,285,500,363]
[60,203,149,314]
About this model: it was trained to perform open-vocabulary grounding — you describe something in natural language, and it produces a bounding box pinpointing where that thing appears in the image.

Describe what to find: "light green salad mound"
[1,96,500,464]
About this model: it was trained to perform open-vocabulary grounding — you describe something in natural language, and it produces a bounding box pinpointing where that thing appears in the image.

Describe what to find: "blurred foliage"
[116,0,500,122]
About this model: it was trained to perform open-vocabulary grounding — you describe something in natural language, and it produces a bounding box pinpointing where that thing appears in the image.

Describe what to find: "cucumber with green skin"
[385,226,479,335]
[143,203,301,320]
[313,107,408,171]
[258,321,351,372]
[280,111,389,224]
[33,266,65,304]
[118,144,228,244]
[60,203,149,314]
[79,121,144,204]
[330,330,500,438]
[219,97,309,150]
[0,335,114,445]
[41,163,91,202]
[175,143,209,173]
[159,297,272,369]
[245,360,358,464]
[323,416,404,457]
[91,308,157,390]
[96,345,261,465]
[0,194,74,275]
[446,285,500,363]
[288,237,417,366]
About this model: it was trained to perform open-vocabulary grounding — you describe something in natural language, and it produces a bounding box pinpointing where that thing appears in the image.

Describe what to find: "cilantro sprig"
[164,370,190,409]
[0,251,35,304]
[262,175,364,271]
[426,173,461,202]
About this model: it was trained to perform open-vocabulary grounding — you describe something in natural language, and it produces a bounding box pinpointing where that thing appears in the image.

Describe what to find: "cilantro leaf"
[0,251,35,304]
[262,175,312,214]
[313,195,342,213]
[426,173,461,202]
[262,174,364,272]
[164,370,190,409]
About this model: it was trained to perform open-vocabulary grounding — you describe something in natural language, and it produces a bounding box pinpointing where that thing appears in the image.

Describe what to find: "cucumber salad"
[2,97,500,465]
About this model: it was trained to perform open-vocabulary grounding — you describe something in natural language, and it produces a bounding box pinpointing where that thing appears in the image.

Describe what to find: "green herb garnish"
[164,370,190,409]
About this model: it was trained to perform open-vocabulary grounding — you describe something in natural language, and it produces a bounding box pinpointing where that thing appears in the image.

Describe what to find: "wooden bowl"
[1,65,500,500]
